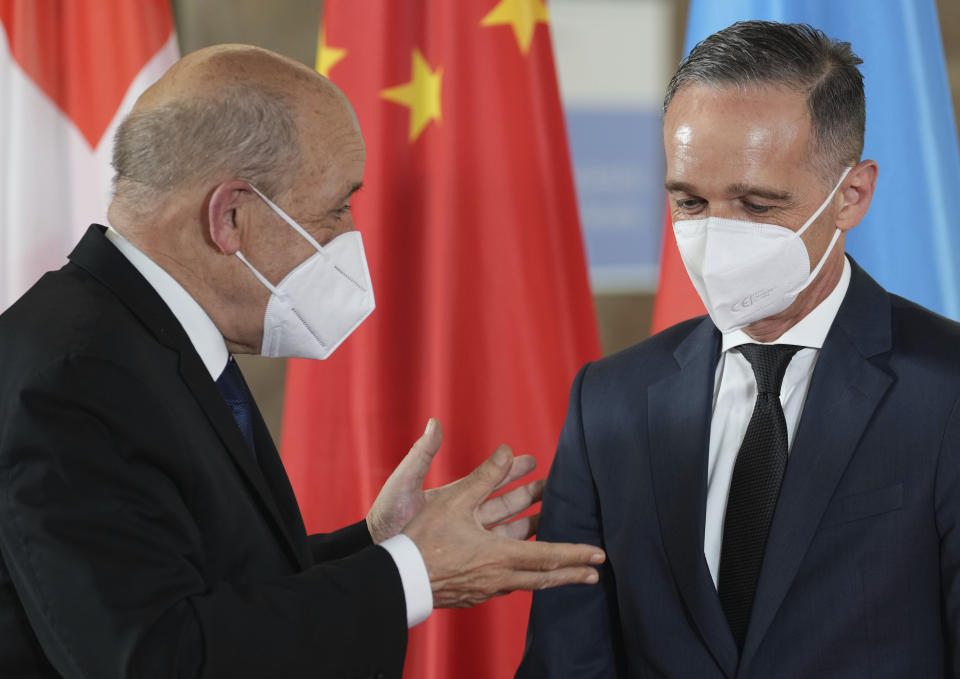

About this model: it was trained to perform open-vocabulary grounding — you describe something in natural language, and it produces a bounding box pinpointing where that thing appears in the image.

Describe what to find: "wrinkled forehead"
[297,89,365,164]
[285,92,366,208]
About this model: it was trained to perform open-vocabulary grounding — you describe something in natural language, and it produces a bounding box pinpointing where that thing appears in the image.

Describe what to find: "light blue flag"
[683,0,960,320]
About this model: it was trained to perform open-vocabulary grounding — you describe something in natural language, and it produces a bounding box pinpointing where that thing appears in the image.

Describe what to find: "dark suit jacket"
[0,226,406,678]
[518,261,960,678]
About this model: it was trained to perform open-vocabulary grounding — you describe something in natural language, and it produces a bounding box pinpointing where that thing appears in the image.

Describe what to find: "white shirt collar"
[721,255,852,353]
[105,227,229,380]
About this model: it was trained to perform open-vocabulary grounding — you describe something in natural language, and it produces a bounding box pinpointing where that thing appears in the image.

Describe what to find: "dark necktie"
[215,357,257,457]
[718,343,802,650]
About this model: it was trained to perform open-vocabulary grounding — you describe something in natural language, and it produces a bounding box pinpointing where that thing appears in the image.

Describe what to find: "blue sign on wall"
[565,107,665,292]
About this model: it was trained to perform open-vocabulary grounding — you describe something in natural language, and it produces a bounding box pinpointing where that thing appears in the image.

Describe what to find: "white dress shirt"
[104,227,433,627]
[704,257,852,587]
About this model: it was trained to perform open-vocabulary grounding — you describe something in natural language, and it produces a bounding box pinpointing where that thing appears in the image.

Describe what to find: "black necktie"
[215,357,257,457]
[718,343,802,650]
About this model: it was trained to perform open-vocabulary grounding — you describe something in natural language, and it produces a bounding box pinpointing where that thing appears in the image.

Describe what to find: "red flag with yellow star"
[281,1,599,676]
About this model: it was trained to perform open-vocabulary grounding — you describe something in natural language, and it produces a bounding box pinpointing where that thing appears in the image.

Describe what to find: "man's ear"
[208,180,258,255]
[835,159,878,232]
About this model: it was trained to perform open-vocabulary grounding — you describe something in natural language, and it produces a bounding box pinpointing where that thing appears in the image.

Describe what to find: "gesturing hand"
[366,418,543,544]
[369,418,605,609]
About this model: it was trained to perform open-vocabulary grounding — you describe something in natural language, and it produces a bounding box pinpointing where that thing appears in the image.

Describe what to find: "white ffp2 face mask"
[673,167,850,333]
[236,186,375,360]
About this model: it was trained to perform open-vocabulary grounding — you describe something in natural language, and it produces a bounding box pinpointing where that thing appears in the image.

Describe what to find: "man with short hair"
[0,44,605,678]
[518,21,960,677]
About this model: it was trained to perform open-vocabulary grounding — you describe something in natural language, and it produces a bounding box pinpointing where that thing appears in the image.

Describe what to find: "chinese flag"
[0,0,177,311]
[281,1,600,677]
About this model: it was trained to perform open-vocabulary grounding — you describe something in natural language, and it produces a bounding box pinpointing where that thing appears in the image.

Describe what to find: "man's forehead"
[300,87,363,143]
[664,84,813,182]
[666,83,809,135]
[297,99,365,169]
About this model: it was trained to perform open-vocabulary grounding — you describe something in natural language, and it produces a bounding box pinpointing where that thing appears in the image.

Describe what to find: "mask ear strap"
[796,166,852,237]
[791,226,843,297]
[247,184,329,255]
[236,251,281,295]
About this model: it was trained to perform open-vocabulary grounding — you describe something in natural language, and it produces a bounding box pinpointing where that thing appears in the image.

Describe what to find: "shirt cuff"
[379,534,433,628]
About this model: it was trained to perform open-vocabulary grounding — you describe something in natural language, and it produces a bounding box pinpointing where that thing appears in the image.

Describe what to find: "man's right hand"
[401,420,606,609]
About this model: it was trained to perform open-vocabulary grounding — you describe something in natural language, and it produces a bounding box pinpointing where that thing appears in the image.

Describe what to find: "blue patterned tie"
[215,357,256,457]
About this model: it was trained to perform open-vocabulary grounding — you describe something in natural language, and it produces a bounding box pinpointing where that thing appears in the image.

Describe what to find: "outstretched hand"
[366,418,541,544]
[366,418,605,609]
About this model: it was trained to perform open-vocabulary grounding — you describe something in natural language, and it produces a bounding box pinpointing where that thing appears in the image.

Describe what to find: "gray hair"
[111,85,301,210]
[663,21,865,179]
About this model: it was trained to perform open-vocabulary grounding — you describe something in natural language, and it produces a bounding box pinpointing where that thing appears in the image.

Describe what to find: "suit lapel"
[176,349,311,570]
[249,401,313,566]
[69,225,310,571]
[740,261,894,668]
[647,319,739,678]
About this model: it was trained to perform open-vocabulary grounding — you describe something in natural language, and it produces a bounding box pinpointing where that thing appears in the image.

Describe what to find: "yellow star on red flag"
[316,25,346,77]
[480,0,550,55]
[380,48,443,142]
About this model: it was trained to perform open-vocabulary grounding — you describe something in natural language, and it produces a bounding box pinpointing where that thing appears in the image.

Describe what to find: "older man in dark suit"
[0,44,605,678]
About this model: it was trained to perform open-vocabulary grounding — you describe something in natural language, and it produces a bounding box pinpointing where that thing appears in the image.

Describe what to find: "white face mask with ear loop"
[673,166,851,334]
[235,185,375,360]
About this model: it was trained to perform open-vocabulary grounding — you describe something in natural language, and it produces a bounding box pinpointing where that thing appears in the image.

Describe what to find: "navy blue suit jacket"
[518,261,960,678]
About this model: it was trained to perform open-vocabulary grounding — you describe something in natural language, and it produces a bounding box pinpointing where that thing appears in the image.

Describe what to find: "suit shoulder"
[888,293,960,364]
[1,266,105,354]
[584,315,708,386]
[595,315,706,367]
[0,264,166,386]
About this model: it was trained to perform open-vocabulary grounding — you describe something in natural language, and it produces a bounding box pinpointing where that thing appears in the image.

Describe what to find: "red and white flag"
[0,0,177,311]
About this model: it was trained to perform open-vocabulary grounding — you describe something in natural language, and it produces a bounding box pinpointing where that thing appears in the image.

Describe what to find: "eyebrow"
[340,182,363,203]
[664,179,793,202]
[329,182,363,210]
[664,180,697,194]
[725,183,792,202]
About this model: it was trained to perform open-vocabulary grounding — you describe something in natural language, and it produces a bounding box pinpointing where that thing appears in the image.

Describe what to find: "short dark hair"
[663,21,865,178]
